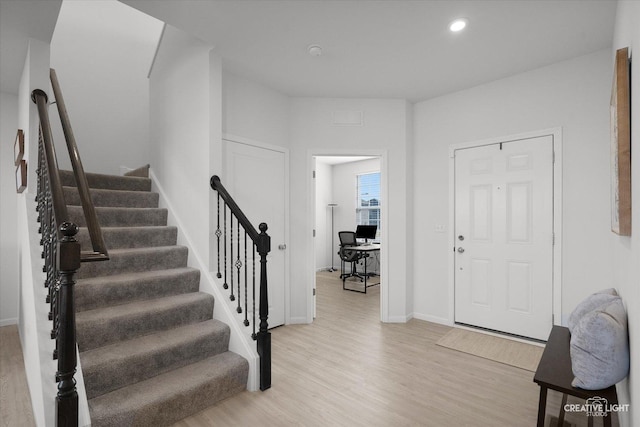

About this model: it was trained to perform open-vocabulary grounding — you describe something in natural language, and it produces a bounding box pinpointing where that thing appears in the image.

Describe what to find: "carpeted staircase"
[60,168,248,426]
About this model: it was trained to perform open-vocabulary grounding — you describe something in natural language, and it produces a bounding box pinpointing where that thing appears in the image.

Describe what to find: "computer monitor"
[355,225,377,242]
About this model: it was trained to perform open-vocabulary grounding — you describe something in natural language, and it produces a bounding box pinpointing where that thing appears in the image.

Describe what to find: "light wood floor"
[176,271,612,427]
[0,324,36,427]
[1,272,614,426]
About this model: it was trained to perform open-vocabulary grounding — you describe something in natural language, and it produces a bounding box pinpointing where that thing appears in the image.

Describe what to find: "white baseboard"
[411,313,452,326]
[0,318,18,327]
[386,315,411,323]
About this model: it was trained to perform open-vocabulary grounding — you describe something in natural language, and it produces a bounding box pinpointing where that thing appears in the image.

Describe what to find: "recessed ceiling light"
[308,45,323,57]
[449,18,468,33]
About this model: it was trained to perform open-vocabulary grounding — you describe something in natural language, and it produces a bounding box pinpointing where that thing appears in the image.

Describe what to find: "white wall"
[17,38,53,427]
[314,160,332,270]
[222,70,290,148]
[611,2,640,426]
[50,0,162,175]
[289,98,412,323]
[0,92,19,326]
[412,48,614,325]
[149,24,212,261]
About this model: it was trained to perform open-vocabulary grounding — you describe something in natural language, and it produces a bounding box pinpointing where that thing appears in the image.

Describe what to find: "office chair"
[338,231,365,284]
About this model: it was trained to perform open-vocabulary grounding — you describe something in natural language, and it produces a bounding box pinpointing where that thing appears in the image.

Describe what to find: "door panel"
[223,140,286,328]
[454,136,553,340]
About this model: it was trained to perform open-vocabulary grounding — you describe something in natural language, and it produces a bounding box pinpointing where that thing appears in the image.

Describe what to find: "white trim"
[412,313,453,326]
[0,318,18,327]
[221,135,291,325]
[387,314,412,323]
[307,148,389,323]
[447,127,563,332]
[149,169,260,391]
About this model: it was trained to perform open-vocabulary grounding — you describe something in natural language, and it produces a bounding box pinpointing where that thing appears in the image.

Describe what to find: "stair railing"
[32,69,109,427]
[210,175,271,391]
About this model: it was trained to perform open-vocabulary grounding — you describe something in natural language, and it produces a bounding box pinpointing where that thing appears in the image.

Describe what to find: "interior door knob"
[278,244,287,250]
[457,247,465,253]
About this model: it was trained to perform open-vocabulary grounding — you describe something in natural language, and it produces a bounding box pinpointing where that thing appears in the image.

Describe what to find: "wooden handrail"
[32,71,111,426]
[50,69,108,261]
[32,90,69,233]
[210,175,260,241]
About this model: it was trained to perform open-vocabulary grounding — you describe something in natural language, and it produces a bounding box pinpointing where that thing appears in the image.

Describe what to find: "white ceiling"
[0,0,62,94]
[1,1,617,101]
[122,0,617,102]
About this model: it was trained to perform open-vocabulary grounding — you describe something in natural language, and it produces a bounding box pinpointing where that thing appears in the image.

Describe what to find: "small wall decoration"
[16,160,27,193]
[610,47,631,236]
[14,129,24,166]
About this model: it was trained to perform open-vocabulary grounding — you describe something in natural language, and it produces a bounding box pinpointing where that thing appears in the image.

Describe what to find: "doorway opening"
[312,154,385,321]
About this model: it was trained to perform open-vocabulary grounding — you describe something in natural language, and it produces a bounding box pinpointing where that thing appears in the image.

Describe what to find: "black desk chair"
[338,231,365,284]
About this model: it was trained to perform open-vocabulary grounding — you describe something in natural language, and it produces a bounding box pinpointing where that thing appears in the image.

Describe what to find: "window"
[356,172,381,232]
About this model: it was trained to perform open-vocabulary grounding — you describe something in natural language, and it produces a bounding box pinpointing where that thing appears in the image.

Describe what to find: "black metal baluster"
[244,231,249,326]
[223,203,228,290]
[216,193,222,279]
[252,244,256,340]
[230,215,235,302]
[236,220,242,313]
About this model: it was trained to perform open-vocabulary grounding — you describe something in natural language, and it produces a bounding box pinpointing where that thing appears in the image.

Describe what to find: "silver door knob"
[457,247,465,253]
[278,244,287,250]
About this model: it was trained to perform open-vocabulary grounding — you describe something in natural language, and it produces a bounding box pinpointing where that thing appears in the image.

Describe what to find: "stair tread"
[77,266,198,286]
[76,267,201,312]
[81,319,229,363]
[63,186,159,208]
[68,205,168,227]
[77,292,212,324]
[60,170,152,192]
[81,319,230,399]
[88,352,248,427]
[76,245,188,279]
[76,292,214,351]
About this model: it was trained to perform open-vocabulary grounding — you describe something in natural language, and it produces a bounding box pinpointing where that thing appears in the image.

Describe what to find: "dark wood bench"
[533,325,618,427]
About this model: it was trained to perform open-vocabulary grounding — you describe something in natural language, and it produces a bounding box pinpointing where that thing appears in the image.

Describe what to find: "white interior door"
[454,136,553,340]
[223,140,286,328]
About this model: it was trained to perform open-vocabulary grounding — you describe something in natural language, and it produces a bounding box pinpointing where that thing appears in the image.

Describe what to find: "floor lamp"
[328,203,338,272]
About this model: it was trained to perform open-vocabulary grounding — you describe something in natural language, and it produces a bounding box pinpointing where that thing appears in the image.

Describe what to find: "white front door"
[223,139,287,328]
[454,136,553,340]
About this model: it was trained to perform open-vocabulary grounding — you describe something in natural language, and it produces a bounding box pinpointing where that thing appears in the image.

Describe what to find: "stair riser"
[68,206,167,227]
[83,325,230,399]
[77,227,177,251]
[77,295,214,351]
[60,170,152,192]
[76,269,200,312]
[64,187,159,208]
[76,247,188,279]
[88,354,249,427]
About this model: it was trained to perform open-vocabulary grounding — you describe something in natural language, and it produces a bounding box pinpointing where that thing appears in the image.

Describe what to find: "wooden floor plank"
[0,324,36,427]
[1,271,616,426]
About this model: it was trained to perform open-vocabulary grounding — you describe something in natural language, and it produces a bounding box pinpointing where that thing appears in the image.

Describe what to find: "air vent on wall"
[332,110,364,126]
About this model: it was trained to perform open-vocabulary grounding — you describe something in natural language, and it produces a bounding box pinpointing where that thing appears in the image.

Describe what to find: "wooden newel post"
[56,222,80,427]
[256,223,271,391]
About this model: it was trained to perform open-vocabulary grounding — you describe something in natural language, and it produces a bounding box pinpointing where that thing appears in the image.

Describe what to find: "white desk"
[341,244,380,293]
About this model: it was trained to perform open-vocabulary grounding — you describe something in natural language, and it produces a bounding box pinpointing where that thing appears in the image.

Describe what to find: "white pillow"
[570,296,629,390]
[568,288,618,334]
